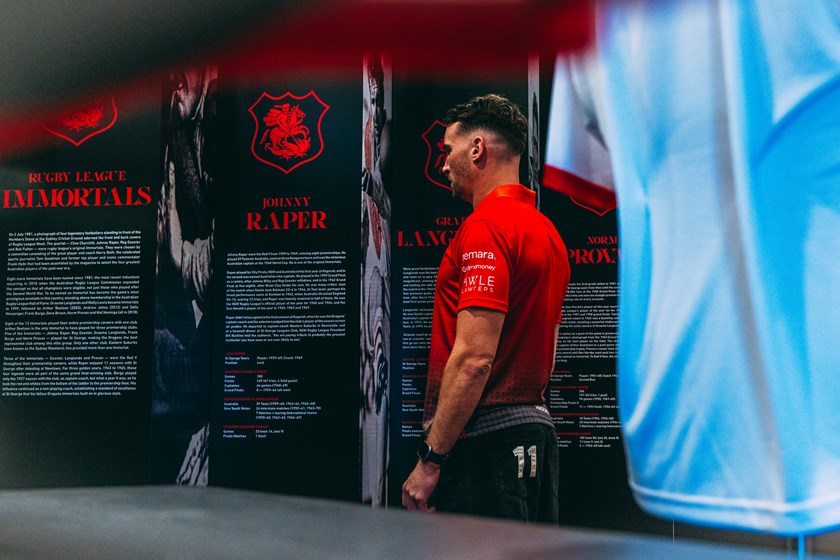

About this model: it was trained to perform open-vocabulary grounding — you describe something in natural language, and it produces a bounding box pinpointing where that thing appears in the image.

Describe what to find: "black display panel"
[208,75,363,501]
[0,95,159,487]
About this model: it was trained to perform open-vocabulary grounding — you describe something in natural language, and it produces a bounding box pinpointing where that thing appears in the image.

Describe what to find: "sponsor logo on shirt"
[461,273,495,293]
[461,250,497,293]
[462,251,495,261]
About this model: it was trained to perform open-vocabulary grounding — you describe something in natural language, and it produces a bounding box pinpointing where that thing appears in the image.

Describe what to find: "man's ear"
[470,136,486,161]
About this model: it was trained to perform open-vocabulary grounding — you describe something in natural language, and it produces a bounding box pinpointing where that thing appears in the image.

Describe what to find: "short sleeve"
[454,220,510,313]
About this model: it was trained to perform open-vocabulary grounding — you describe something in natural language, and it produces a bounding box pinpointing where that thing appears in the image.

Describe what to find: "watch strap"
[417,440,448,465]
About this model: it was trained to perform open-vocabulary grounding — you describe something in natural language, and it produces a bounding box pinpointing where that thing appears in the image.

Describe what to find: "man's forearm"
[425,307,505,455]
[426,350,492,455]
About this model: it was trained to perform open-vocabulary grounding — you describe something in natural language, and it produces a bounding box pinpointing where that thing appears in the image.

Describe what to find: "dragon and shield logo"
[422,120,450,191]
[249,91,329,174]
[44,96,118,146]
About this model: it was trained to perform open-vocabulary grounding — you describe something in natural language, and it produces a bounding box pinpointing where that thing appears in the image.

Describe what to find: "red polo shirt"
[423,184,570,427]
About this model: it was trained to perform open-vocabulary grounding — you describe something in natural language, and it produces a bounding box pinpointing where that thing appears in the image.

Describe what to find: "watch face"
[417,441,446,464]
[417,441,431,460]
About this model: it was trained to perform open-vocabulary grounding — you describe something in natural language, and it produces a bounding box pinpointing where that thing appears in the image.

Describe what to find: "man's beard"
[447,156,469,202]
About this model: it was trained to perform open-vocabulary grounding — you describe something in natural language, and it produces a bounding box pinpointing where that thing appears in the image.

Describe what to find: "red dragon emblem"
[44,96,118,146]
[249,91,329,174]
[422,120,450,191]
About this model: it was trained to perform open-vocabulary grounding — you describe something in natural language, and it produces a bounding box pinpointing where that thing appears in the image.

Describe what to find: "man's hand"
[401,460,441,512]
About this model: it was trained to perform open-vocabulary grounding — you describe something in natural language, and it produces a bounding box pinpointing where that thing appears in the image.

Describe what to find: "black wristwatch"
[417,440,448,465]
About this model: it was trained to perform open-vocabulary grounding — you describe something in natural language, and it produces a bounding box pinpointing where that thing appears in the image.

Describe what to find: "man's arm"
[426,307,505,455]
[401,306,505,512]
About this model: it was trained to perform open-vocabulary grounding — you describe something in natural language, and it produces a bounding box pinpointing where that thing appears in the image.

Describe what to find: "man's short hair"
[443,94,528,156]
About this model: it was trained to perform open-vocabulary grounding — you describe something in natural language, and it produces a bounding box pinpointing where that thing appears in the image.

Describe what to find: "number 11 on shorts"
[512,445,537,478]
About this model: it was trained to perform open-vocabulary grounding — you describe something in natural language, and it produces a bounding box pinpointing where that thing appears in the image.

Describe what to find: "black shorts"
[430,423,559,523]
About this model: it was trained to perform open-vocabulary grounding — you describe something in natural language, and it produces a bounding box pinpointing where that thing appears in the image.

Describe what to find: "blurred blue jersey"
[546,0,840,535]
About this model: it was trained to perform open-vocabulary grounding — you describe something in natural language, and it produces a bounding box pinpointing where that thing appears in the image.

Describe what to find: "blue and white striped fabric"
[545,0,840,535]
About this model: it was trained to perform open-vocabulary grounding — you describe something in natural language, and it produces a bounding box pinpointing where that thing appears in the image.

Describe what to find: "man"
[402,94,570,522]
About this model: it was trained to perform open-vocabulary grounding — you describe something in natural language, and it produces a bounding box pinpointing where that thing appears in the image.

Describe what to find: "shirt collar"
[477,184,535,209]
